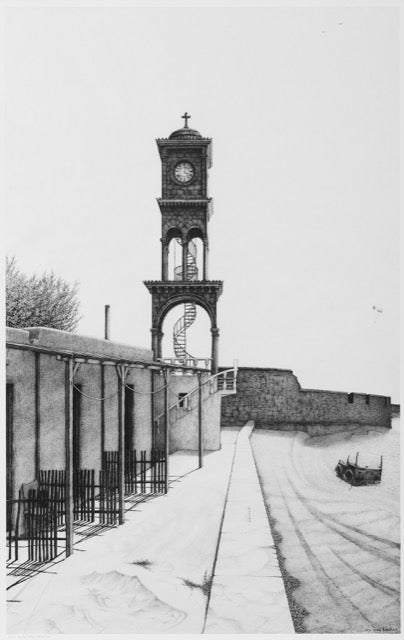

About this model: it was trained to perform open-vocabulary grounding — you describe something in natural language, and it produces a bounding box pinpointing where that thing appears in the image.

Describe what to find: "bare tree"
[6,256,81,331]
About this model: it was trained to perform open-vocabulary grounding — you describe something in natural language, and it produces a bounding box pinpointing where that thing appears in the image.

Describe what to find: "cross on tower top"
[181,112,191,128]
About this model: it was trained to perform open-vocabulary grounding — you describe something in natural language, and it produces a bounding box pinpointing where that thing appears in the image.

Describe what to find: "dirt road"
[251,422,400,633]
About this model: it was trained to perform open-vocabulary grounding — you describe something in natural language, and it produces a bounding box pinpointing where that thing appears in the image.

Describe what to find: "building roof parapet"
[6,337,209,373]
[6,327,31,344]
[19,326,152,362]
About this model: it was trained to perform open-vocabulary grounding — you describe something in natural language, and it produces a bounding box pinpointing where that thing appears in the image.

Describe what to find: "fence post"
[198,372,203,468]
[65,357,74,557]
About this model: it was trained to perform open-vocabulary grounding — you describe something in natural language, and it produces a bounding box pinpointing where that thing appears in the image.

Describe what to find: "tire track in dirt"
[286,439,400,554]
[320,510,399,550]
[251,430,400,633]
[330,547,400,598]
[279,454,400,625]
[278,485,376,630]
[283,468,399,566]
[256,452,376,629]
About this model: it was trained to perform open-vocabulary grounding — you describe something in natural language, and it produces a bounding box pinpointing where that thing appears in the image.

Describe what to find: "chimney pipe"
[104,305,110,340]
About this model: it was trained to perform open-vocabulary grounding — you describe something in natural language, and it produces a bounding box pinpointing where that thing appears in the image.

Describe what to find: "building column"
[117,364,128,525]
[100,363,105,466]
[151,327,158,359]
[157,330,164,359]
[182,240,188,280]
[198,372,203,468]
[35,352,40,478]
[163,369,170,493]
[203,242,209,280]
[211,327,220,374]
[65,358,74,557]
[161,240,169,281]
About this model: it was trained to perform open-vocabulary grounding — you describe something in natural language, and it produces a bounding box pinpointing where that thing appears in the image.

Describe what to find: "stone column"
[157,330,164,359]
[161,240,169,280]
[182,240,188,280]
[151,327,159,359]
[211,327,220,374]
[203,242,209,280]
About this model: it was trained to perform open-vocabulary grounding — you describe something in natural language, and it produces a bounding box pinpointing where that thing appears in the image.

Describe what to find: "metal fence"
[39,470,66,526]
[7,450,166,565]
[102,449,166,495]
[99,470,118,525]
[73,469,95,522]
[7,487,61,563]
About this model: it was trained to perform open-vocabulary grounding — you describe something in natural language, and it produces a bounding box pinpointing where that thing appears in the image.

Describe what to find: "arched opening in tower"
[161,303,211,363]
[186,237,204,281]
[167,234,183,281]
[186,229,205,281]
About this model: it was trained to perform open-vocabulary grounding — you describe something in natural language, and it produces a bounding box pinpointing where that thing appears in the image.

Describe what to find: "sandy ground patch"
[251,419,400,634]
[7,429,240,635]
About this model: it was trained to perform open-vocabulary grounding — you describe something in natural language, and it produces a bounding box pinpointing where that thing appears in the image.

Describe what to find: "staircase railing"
[159,357,212,369]
[173,239,199,360]
[154,366,238,424]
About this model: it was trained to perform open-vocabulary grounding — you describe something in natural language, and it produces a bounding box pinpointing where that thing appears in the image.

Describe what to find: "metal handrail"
[173,239,199,360]
[154,366,238,422]
[159,357,212,369]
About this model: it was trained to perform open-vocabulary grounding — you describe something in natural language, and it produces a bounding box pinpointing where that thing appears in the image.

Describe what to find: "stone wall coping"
[223,366,389,400]
[259,420,363,426]
[302,387,388,400]
[222,366,294,374]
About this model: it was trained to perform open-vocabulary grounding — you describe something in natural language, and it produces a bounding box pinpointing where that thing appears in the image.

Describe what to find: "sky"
[4,3,400,400]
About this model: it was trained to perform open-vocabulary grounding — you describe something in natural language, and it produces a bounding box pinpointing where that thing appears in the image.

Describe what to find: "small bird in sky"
[372,305,383,324]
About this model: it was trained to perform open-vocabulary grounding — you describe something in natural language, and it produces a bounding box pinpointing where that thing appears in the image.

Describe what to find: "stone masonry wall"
[162,149,205,199]
[221,367,391,433]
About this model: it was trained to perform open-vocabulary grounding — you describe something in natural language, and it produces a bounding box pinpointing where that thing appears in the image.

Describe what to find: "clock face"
[174,161,195,184]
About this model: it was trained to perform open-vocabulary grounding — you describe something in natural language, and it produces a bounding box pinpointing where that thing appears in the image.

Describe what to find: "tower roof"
[166,112,204,140]
[168,127,203,140]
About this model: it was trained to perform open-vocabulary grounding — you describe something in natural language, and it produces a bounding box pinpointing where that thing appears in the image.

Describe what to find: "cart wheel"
[344,469,354,485]
[365,471,377,484]
[336,464,343,478]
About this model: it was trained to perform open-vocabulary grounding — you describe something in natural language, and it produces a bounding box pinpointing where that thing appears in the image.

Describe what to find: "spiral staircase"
[173,240,198,361]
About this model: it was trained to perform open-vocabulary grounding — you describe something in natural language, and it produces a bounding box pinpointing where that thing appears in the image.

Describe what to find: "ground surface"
[251,418,400,634]
[7,421,400,635]
[7,425,294,635]
[7,431,239,634]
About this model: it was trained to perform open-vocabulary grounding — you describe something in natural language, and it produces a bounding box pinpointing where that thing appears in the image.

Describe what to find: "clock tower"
[144,114,223,373]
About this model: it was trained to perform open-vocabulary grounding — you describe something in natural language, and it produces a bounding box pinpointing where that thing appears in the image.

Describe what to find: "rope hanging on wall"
[73,384,117,401]
[72,382,169,401]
